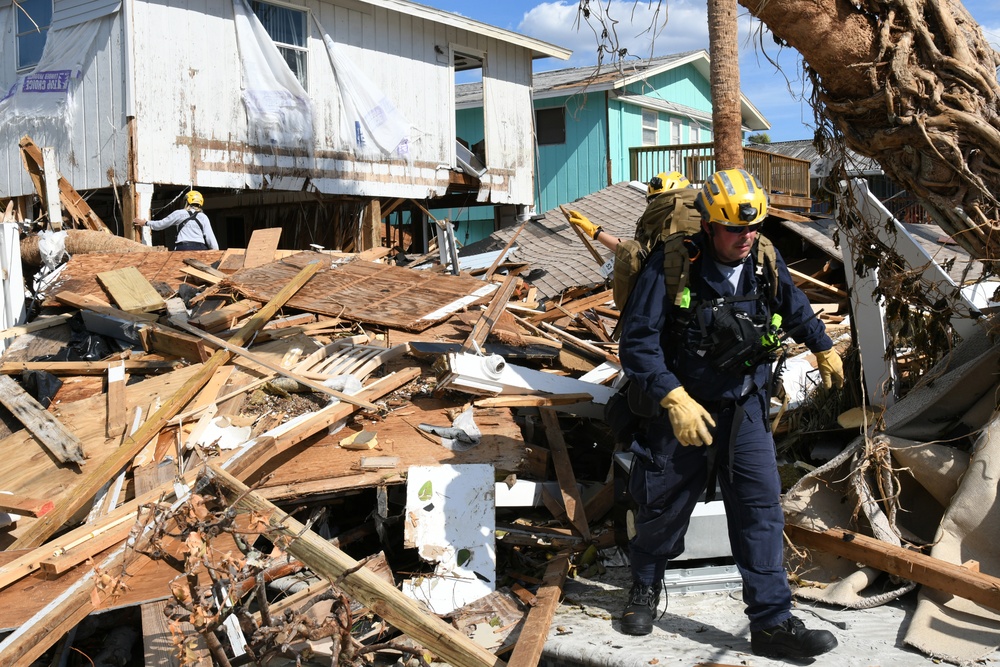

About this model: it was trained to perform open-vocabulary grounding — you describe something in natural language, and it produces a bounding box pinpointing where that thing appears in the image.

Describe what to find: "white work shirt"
[147,208,219,250]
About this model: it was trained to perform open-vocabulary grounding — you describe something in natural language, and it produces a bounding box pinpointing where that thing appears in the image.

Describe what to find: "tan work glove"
[815,348,844,389]
[660,386,716,447]
[567,209,601,239]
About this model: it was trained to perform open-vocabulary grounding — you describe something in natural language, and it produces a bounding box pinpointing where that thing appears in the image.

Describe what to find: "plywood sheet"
[244,228,284,268]
[225,252,497,331]
[96,266,167,313]
[254,397,527,501]
[43,251,224,307]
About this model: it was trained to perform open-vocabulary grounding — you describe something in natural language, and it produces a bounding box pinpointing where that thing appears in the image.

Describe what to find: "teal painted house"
[452,50,769,243]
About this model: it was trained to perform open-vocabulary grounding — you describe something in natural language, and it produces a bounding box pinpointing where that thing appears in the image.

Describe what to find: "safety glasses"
[718,223,762,234]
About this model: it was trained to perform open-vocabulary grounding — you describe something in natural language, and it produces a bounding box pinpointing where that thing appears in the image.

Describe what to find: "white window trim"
[250,0,309,87]
[641,108,658,146]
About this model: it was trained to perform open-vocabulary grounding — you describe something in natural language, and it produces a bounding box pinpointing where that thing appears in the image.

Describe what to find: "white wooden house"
[0,0,569,249]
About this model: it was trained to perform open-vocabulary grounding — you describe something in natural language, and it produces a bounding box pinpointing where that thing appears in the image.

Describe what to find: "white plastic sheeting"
[0,223,26,355]
[314,16,411,160]
[232,0,313,151]
[0,16,108,129]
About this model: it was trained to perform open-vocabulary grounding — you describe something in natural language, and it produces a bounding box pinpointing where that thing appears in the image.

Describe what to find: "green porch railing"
[629,143,812,201]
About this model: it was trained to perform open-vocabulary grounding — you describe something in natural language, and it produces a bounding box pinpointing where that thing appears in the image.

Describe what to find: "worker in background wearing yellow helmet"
[614,168,844,660]
[565,170,690,252]
[134,189,219,250]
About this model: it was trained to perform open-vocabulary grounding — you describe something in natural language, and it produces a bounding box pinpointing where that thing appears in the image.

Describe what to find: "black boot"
[620,581,663,636]
[751,616,838,659]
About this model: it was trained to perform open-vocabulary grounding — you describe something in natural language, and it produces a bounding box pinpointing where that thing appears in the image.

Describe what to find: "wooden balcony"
[629,143,813,210]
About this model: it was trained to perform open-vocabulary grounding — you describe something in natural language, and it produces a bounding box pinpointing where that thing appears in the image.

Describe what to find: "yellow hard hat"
[186,190,204,207]
[697,169,768,226]
[647,171,690,197]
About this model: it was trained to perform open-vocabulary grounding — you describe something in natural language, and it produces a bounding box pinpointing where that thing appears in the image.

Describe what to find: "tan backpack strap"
[756,235,779,301]
[662,233,697,308]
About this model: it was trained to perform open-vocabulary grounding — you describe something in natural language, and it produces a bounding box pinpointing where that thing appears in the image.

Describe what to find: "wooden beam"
[169,318,377,411]
[0,315,70,340]
[784,524,1000,612]
[787,266,848,299]
[0,360,175,376]
[539,408,590,541]
[0,375,85,464]
[361,199,381,251]
[0,494,54,518]
[11,261,324,549]
[506,552,571,667]
[462,270,523,353]
[559,205,605,267]
[18,136,109,232]
[473,393,594,408]
[207,464,506,667]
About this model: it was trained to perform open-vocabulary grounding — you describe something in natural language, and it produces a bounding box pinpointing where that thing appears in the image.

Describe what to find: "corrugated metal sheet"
[51,0,121,31]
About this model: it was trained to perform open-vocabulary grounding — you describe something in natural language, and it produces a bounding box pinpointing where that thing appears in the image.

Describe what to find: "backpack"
[612,188,702,312]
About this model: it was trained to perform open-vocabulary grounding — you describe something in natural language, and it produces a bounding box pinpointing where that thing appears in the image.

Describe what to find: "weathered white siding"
[132,0,538,203]
[0,0,541,205]
[0,6,128,198]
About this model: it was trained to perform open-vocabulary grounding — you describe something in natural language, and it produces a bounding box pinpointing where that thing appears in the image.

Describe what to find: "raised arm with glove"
[566,209,601,238]
[660,386,716,447]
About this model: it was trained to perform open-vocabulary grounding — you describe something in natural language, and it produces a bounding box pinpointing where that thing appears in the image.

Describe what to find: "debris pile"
[0,176,998,667]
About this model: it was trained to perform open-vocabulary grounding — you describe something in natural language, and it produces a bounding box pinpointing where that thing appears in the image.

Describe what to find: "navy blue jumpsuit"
[619,231,832,632]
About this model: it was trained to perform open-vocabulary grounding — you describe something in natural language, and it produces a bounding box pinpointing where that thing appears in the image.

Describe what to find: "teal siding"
[624,63,712,112]
[534,94,608,213]
[456,107,485,147]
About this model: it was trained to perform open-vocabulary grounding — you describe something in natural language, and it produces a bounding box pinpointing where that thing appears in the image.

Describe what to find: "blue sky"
[421,0,1000,143]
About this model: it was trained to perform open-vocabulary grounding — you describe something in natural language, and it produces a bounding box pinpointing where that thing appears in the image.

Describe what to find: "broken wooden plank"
[784,524,1000,612]
[0,494,53,518]
[97,266,167,313]
[180,265,222,285]
[10,260,325,549]
[139,325,210,362]
[244,227,284,268]
[787,266,848,299]
[0,375,85,464]
[506,552,571,667]
[207,464,506,667]
[169,318,378,411]
[462,270,523,353]
[19,136,109,233]
[0,316,70,340]
[0,360,176,376]
[539,408,590,541]
[473,393,594,408]
[189,299,260,333]
[105,362,127,438]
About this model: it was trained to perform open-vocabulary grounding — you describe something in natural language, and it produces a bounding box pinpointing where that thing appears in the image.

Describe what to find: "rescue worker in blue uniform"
[617,168,844,660]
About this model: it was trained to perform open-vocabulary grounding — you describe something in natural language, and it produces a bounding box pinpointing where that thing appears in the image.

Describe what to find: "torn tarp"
[232,0,313,152]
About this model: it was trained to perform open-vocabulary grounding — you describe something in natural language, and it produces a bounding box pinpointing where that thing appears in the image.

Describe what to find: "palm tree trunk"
[708,0,745,171]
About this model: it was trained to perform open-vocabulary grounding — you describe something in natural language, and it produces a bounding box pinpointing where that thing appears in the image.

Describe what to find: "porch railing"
[629,142,812,201]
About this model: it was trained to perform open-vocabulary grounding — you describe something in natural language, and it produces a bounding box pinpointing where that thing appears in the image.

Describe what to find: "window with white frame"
[250,1,308,89]
[641,108,658,145]
[16,0,52,72]
[689,121,700,144]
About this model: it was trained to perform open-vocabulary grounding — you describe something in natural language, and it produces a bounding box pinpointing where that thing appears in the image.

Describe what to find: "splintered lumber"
[787,266,848,299]
[105,362,127,438]
[462,270,523,353]
[0,360,175,375]
[0,375,85,464]
[473,393,594,408]
[169,318,377,411]
[531,289,614,324]
[539,408,590,541]
[0,315,70,340]
[0,494,53,518]
[10,260,324,549]
[559,205,606,267]
[506,552,571,666]
[225,367,420,481]
[784,524,1000,612]
[19,136,109,233]
[206,464,506,667]
[189,299,260,333]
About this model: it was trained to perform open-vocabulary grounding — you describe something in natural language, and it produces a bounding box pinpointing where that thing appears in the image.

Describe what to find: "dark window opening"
[536,107,565,146]
[16,0,52,71]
